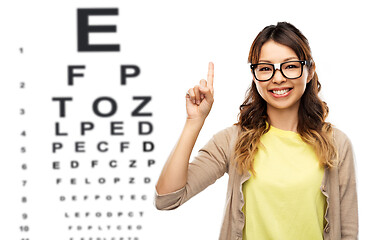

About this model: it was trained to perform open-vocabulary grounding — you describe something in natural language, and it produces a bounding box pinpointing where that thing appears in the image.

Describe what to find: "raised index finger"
[207,62,214,91]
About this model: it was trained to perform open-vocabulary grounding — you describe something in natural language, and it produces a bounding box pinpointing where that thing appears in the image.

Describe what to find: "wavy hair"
[234,22,337,176]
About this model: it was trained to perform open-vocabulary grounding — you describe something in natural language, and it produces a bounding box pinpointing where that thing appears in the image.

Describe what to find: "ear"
[307,61,316,84]
[251,71,256,82]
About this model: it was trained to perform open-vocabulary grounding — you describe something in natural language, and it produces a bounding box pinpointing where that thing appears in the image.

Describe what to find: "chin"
[266,99,300,111]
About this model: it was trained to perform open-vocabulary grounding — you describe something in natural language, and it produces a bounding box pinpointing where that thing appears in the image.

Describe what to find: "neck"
[266,102,300,132]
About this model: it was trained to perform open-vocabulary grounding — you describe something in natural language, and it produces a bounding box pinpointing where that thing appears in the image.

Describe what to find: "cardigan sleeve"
[335,129,359,239]
[154,126,235,210]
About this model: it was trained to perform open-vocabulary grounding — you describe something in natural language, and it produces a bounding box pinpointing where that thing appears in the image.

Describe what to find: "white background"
[1,0,388,239]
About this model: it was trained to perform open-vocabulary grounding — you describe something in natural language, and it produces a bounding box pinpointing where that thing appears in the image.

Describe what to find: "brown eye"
[285,63,299,69]
[258,66,272,71]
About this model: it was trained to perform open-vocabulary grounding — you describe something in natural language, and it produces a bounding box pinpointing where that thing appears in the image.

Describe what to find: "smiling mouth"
[270,88,293,95]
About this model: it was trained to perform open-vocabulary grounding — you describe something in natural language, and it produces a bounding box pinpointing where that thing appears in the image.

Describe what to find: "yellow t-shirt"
[242,124,326,240]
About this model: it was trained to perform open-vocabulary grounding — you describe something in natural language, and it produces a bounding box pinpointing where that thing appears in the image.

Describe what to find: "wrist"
[185,117,206,129]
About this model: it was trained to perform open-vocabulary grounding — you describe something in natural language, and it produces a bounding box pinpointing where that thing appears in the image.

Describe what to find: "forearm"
[155,118,205,195]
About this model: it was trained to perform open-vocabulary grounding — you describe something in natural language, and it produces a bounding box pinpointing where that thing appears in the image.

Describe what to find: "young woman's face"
[253,40,312,111]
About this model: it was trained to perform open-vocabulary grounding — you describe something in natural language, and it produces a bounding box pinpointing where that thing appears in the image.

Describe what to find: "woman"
[154,22,358,240]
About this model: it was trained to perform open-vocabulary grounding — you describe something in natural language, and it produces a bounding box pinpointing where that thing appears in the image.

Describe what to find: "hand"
[186,62,214,121]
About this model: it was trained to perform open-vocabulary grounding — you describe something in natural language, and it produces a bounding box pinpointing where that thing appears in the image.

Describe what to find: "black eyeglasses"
[250,60,307,81]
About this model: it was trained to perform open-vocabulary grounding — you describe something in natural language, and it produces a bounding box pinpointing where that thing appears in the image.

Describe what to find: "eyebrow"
[258,56,299,63]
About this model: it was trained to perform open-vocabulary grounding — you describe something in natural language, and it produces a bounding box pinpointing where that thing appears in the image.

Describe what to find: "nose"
[272,69,286,84]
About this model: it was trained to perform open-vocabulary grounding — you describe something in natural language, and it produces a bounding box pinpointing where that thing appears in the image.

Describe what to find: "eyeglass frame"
[250,60,308,82]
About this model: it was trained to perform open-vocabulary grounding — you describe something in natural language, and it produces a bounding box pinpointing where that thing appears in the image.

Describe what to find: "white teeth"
[272,89,290,95]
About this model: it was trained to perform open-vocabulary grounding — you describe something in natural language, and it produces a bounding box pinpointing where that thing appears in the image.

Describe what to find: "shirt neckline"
[266,122,301,139]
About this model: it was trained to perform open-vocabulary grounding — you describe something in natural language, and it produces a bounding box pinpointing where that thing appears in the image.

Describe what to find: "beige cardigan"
[154,125,358,240]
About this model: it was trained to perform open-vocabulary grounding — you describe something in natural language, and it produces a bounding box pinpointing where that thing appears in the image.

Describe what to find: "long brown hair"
[234,22,337,176]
